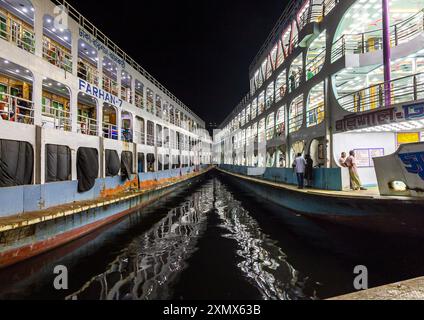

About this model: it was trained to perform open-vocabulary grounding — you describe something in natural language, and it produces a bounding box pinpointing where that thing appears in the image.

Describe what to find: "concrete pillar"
[98,52,104,88]
[71,32,78,76]
[99,137,105,178]
[32,72,43,127]
[324,76,333,168]
[116,66,122,141]
[131,76,136,106]
[34,5,43,58]
[117,107,122,141]
[70,84,78,133]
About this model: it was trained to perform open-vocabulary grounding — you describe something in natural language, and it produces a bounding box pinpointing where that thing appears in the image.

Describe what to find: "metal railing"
[52,0,204,127]
[298,3,323,31]
[0,18,35,54]
[134,130,145,145]
[332,10,424,63]
[42,104,72,131]
[77,114,97,136]
[102,74,118,96]
[103,122,118,140]
[146,133,155,146]
[289,114,303,133]
[266,127,275,140]
[337,73,424,113]
[323,0,338,16]
[78,59,99,86]
[306,48,326,78]
[0,93,34,124]
[135,92,144,109]
[122,128,133,142]
[42,37,73,73]
[306,106,325,127]
[276,123,285,136]
[121,85,132,104]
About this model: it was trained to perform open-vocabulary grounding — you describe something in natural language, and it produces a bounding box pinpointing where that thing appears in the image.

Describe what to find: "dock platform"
[330,277,424,300]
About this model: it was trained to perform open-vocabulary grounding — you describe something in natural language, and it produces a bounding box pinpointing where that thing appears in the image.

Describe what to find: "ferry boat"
[214,0,424,235]
[0,0,212,268]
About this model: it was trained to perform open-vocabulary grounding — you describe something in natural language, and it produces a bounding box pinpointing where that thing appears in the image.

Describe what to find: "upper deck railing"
[51,0,204,127]
[337,73,424,113]
[298,3,323,30]
[332,9,424,63]
[249,0,301,74]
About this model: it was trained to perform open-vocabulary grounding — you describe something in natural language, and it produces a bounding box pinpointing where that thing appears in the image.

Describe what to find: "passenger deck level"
[215,0,424,191]
[0,0,212,209]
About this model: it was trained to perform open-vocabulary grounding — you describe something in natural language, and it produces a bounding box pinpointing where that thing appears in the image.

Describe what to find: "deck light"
[389,181,407,192]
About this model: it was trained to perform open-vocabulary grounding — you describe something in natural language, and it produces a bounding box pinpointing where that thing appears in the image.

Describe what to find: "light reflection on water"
[68,178,313,300]
[68,184,214,300]
[214,179,315,300]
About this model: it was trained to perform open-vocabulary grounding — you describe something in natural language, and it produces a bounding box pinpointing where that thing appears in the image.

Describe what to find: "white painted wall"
[333,132,397,186]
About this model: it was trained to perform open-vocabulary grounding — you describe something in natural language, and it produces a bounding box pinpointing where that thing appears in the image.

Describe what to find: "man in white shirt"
[292,153,307,189]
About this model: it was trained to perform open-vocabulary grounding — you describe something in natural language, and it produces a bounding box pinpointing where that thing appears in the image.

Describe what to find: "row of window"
[250,0,338,94]
[0,5,203,134]
[224,81,325,139]
[0,139,208,189]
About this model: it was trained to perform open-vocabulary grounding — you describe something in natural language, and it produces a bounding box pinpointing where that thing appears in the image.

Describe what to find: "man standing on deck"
[345,150,367,191]
[292,153,306,189]
[339,152,348,167]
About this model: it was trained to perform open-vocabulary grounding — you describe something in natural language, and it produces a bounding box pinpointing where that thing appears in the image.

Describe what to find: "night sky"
[67,0,290,128]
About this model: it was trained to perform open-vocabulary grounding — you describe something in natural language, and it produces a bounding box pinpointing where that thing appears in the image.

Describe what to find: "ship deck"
[217,168,422,201]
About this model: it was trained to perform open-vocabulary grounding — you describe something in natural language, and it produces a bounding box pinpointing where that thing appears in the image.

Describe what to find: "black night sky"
[67,0,290,128]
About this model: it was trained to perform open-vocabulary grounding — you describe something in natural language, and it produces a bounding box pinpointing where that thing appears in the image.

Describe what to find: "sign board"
[336,102,424,133]
[354,148,385,168]
[397,132,420,147]
[78,79,123,109]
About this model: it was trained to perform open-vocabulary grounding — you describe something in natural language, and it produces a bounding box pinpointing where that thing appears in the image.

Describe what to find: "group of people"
[0,93,31,123]
[292,153,314,189]
[339,151,367,191]
[291,150,367,191]
[288,68,315,92]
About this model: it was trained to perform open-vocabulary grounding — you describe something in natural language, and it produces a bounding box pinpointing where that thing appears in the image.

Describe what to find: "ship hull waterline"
[218,170,424,238]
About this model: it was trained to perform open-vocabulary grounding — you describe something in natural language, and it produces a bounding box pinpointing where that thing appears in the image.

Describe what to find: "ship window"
[0,139,33,187]
[158,155,163,171]
[266,82,274,109]
[258,92,265,115]
[77,147,99,193]
[164,154,170,170]
[289,95,304,133]
[121,151,133,180]
[46,144,71,183]
[289,54,303,92]
[147,121,155,146]
[275,70,287,102]
[276,106,286,136]
[138,153,145,173]
[105,150,120,177]
[307,82,325,127]
[147,153,155,172]
[306,30,326,79]
[266,113,275,140]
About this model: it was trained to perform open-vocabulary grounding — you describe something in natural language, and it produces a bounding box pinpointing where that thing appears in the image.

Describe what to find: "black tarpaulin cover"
[77,147,99,193]
[46,144,71,183]
[105,150,120,177]
[121,151,133,181]
[0,139,33,187]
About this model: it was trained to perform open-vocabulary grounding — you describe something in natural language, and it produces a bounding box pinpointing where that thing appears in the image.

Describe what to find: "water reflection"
[67,184,214,300]
[214,179,315,300]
